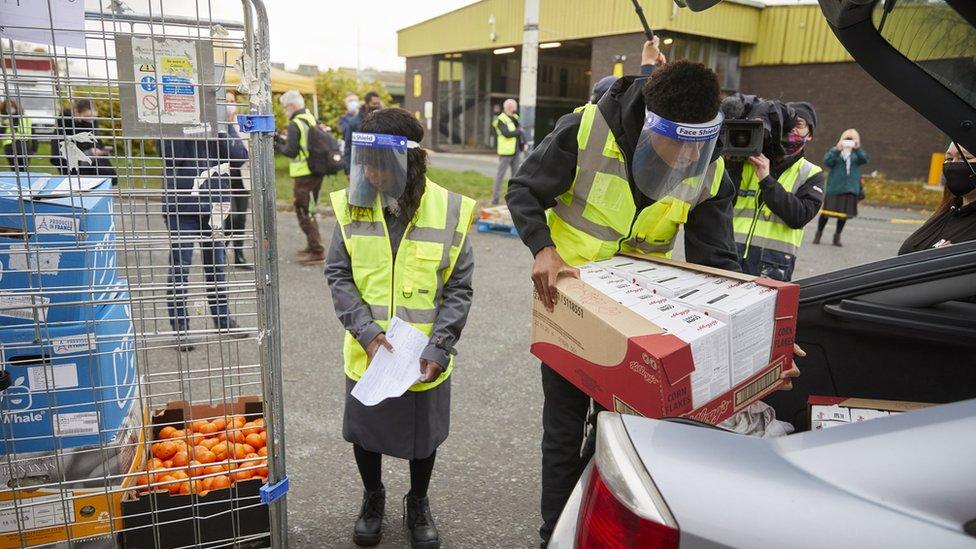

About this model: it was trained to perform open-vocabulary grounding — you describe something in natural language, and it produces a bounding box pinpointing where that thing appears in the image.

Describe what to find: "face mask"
[782,131,810,156]
[943,161,976,197]
[346,100,360,114]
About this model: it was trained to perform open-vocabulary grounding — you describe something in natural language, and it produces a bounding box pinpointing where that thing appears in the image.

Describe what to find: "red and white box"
[676,279,777,386]
[531,253,799,424]
[808,396,933,431]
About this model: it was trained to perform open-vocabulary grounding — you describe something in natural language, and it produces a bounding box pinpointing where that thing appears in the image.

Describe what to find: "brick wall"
[590,32,647,90]
[404,56,437,148]
[740,62,944,180]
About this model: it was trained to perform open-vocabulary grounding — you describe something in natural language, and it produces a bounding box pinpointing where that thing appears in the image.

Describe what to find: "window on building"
[490,56,520,96]
[688,40,702,63]
[438,53,491,148]
[660,33,740,92]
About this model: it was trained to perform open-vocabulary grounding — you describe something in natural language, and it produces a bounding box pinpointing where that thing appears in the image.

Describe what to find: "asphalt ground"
[276,194,926,547]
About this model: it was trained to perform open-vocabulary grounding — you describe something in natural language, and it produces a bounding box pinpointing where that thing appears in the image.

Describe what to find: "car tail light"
[575,413,678,549]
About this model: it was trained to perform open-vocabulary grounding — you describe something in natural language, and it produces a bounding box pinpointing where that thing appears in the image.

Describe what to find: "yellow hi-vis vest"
[732,158,822,257]
[288,111,318,178]
[492,112,519,156]
[548,103,726,266]
[1,116,31,148]
[329,179,476,392]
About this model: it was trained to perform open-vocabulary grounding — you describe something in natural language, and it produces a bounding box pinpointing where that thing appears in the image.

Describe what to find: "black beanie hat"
[787,101,817,135]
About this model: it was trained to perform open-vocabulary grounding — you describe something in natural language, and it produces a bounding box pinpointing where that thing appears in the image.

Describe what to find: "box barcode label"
[0,493,74,533]
[0,293,49,321]
[28,363,79,391]
[53,411,99,437]
[613,396,641,416]
[735,367,782,408]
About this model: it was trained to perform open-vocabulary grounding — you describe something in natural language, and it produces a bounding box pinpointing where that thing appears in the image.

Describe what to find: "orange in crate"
[245,433,264,449]
[121,397,271,548]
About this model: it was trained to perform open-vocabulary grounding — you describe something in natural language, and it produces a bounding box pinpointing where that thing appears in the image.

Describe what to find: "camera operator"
[726,97,825,281]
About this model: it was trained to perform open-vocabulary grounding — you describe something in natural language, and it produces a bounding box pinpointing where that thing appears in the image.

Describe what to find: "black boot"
[354,486,385,547]
[234,248,254,271]
[833,233,843,247]
[404,494,440,549]
[812,229,823,245]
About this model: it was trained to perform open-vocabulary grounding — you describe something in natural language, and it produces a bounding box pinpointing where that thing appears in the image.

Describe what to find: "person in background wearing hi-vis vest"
[732,101,825,281]
[326,108,475,549]
[276,90,325,264]
[506,59,802,547]
[0,99,33,172]
[491,98,525,205]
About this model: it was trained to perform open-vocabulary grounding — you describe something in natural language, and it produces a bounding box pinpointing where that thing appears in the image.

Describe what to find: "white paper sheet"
[351,317,427,406]
[0,0,86,49]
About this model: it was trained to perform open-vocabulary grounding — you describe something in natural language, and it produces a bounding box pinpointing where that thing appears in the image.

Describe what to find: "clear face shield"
[347,132,419,208]
[631,109,723,201]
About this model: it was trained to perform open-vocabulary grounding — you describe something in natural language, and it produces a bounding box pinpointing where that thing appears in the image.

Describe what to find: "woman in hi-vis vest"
[326,108,476,549]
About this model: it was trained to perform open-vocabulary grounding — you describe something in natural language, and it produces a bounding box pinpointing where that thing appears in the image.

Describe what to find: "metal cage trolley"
[0,1,287,547]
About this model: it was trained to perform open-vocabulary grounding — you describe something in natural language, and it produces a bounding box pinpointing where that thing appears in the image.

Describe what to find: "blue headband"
[351,132,420,151]
[643,110,724,142]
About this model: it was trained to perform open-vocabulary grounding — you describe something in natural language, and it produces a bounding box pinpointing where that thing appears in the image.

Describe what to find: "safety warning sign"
[133,37,201,126]
[116,35,218,138]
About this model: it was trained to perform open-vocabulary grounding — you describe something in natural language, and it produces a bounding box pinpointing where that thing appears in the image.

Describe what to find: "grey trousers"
[493,152,522,205]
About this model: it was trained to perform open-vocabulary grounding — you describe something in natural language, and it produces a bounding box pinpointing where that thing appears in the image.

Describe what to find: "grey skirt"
[343,376,451,460]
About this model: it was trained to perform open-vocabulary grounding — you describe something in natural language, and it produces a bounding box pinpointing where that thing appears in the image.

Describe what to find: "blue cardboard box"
[0,174,118,327]
[0,299,137,455]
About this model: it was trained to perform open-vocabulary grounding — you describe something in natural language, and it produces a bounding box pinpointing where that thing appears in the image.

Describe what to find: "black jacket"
[728,153,826,230]
[505,75,741,271]
[899,198,976,255]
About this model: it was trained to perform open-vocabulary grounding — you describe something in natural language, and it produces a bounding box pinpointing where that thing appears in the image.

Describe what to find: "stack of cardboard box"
[532,253,798,425]
[0,396,145,548]
[0,175,135,455]
[809,396,933,430]
[478,205,513,226]
[0,175,140,545]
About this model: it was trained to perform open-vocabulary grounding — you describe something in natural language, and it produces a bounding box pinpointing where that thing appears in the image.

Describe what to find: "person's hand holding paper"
[351,317,430,406]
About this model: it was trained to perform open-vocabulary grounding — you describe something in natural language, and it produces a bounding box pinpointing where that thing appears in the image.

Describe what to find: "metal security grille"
[0,1,286,547]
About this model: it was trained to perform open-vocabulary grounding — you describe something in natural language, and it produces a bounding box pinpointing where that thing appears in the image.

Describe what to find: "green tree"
[313,69,395,135]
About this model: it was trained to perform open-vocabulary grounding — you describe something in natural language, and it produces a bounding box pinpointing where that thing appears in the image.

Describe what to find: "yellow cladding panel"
[398,0,761,58]
[741,5,851,66]
[874,2,976,62]
[398,0,523,57]
[539,0,760,44]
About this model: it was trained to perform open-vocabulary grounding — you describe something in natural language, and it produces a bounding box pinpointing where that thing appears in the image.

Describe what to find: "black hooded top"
[899,198,976,255]
[505,75,741,271]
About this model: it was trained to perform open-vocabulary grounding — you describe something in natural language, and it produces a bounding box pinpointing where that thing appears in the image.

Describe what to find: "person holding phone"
[815,128,869,246]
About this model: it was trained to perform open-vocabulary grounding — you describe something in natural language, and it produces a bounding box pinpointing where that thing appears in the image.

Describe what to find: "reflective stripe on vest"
[329,179,476,392]
[492,112,518,156]
[289,111,317,177]
[548,103,725,266]
[732,159,822,256]
[1,116,31,147]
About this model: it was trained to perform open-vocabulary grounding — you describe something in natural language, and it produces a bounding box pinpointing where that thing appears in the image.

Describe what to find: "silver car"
[549,404,976,548]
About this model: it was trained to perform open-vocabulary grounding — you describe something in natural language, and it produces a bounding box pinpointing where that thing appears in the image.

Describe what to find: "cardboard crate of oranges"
[121,396,271,548]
